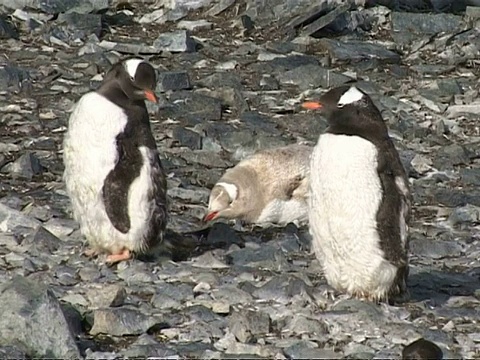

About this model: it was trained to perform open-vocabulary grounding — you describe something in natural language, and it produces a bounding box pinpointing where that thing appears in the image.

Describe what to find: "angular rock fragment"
[164,91,222,122]
[86,284,126,308]
[0,62,31,92]
[409,234,464,259]
[50,12,102,43]
[153,30,196,53]
[157,71,191,92]
[391,12,463,44]
[0,276,81,359]
[318,38,400,64]
[21,226,62,254]
[229,308,271,343]
[90,307,162,336]
[1,0,109,14]
[177,19,213,31]
[276,63,352,90]
[0,203,41,233]
[0,15,18,39]
[2,152,43,180]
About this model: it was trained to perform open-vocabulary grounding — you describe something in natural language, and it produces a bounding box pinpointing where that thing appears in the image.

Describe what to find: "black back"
[97,60,167,246]
[318,85,412,298]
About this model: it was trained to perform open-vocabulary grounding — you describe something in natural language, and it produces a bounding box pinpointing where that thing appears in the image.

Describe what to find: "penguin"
[63,58,168,264]
[302,85,411,302]
[402,338,443,360]
[204,144,312,227]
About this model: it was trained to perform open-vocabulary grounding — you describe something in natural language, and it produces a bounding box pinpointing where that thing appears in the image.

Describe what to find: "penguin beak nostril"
[144,90,159,103]
[302,101,323,110]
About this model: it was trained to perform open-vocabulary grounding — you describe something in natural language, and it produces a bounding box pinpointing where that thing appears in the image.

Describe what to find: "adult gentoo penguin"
[204,144,312,227]
[302,85,411,302]
[63,58,168,264]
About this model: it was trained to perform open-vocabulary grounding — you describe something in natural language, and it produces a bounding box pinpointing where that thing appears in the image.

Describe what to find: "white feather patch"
[257,198,308,226]
[338,86,364,107]
[124,58,144,79]
[217,182,238,201]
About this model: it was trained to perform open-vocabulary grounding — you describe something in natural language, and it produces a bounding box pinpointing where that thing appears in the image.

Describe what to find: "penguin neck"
[326,112,389,145]
[97,82,146,111]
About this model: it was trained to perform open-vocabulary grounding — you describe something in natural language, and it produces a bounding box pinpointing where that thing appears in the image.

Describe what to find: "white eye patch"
[338,86,364,107]
[217,182,238,201]
[124,58,144,80]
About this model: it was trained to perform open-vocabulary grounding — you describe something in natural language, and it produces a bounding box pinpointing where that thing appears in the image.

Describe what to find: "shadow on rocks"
[408,268,480,305]
[137,223,245,263]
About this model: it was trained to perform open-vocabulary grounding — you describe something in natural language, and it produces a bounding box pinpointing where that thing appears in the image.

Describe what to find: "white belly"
[63,92,154,253]
[308,133,397,299]
[256,198,308,226]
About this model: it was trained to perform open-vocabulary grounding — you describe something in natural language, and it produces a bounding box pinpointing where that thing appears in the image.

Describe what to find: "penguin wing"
[376,141,411,266]
[142,149,168,248]
[102,132,140,234]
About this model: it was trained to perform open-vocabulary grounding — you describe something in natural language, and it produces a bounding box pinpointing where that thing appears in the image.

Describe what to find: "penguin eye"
[337,103,345,109]
[129,75,135,82]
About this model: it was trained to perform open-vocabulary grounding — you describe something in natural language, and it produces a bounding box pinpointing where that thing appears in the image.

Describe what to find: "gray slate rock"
[229,308,271,342]
[3,152,43,180]
[151,282,194,309]
[251,274,313,304]
[460,168,480,186]
[409,234,464,259]
[435,189,480,207]
[276,63,352,90]
[21,226,62,254]
[164,91,222,122]
[172,127,202,150]
[245,0,315,26]
[433,144,470,170]
[0,62,31,92]
[0,15,18,39]
[153,30,196,53]
[90,307,162,336]
[86,284,126,308]
[51,12,102,43]
[1,0,109,14]
[318,38,401,63]
[157,71,191,92]
[227,244,290,271]
[0,203,41,233]
[0,276,81,359]
[391,12,464,44]
[0,345,28,359]
[285,344,342,359]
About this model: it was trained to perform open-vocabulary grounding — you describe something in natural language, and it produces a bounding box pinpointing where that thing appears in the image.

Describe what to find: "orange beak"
[203,211,219,222]
[144,89,158,103]
[302,101,323,110]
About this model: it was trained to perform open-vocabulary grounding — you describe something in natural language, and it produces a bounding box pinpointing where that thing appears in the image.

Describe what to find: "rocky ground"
[1,0,480,358]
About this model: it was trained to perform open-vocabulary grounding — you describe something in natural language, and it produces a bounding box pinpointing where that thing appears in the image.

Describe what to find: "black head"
[302,85,389,142]
[402,338,443,360]
[99,58,158,104]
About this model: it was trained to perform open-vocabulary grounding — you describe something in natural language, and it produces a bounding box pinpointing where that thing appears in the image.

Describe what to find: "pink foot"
[84,248,99,257]
[106,248,132,264]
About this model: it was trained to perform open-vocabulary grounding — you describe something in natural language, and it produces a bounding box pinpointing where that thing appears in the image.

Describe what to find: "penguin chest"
[63,92,127,195]
[309,134,397,297]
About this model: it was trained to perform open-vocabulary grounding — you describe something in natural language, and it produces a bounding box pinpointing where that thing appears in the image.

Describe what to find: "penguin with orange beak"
[63,58,168,264]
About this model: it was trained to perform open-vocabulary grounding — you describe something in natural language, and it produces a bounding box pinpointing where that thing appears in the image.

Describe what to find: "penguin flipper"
[142,151,168,249]
[102,163,131,234]
[102,134,140,234]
